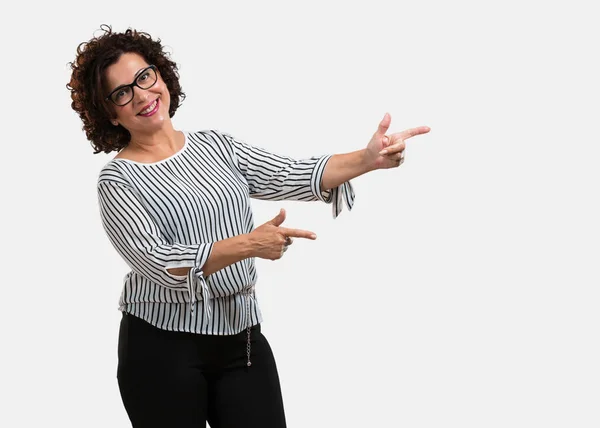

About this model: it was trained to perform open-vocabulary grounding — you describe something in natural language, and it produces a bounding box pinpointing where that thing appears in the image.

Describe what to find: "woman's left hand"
[364,112,430,170]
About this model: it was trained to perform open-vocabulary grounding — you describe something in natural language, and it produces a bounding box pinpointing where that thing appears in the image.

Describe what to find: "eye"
[138,71,150,82]
[112,87,131,102]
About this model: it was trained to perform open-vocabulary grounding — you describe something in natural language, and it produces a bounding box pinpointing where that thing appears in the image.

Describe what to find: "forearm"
[321,149,375,191]
[166,234,254,277]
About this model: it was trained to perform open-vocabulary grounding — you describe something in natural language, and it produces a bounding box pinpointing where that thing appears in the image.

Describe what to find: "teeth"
[140,99,158,115]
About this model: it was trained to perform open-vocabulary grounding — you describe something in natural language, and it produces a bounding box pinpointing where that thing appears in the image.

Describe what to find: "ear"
[112,120,118,126]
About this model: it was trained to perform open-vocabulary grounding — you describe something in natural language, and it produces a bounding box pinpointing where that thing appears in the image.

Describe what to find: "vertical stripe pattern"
[97,129,355,335]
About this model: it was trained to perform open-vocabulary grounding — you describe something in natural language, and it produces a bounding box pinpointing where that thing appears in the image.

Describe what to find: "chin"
[138,116,170,133]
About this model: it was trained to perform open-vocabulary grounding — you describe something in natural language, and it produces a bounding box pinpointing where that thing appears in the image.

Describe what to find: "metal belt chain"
[245,288,252,367]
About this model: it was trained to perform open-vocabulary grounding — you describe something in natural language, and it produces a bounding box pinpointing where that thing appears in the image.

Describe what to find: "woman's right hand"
[248,208,317,260]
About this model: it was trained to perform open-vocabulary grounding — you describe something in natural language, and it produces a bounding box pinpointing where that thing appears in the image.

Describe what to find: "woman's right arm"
[98,180,216,289]
[97,181,316,287]
[166,233,253,278]
[168,209,317,277]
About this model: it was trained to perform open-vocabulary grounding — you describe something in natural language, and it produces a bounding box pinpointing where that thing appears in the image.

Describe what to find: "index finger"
[397,126,431,140]
[279,227,317,239]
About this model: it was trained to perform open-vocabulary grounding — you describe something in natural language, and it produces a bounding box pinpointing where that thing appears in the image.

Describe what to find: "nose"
[133,87,150,106]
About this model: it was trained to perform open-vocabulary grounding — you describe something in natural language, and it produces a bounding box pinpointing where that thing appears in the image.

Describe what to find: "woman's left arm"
[210,113,429,218]
[321,113,430,190]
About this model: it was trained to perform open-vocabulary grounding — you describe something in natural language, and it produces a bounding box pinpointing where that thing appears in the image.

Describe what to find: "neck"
[127,123,180,154]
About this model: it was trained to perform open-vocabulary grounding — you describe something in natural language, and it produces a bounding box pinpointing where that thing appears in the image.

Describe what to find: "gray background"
[1,0,598,426]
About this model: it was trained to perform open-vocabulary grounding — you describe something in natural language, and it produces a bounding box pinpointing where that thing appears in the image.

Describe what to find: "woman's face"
[103,52,171,137]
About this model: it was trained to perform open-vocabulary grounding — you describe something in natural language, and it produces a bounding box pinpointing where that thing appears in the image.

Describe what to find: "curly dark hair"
[67,24,186,154]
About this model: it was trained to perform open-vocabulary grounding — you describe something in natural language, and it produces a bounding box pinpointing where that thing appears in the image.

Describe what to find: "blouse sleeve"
[97,179,214,314]
[218,130,355,218]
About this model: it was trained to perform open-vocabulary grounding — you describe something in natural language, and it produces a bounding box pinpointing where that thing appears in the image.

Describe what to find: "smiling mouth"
[138,98,159,116]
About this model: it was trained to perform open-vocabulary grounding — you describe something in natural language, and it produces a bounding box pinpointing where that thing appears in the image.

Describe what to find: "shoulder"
[187,129,234,144]
[185,129,240,157]
[97,160,130,188]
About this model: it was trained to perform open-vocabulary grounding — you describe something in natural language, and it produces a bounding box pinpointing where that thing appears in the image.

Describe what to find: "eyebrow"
[110,66,149,93]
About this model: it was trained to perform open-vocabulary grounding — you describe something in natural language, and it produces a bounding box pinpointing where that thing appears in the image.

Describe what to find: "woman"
[67,25,429,428]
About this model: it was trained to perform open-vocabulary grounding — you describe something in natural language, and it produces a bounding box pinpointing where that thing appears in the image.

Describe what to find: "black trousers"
[117,312,287,428]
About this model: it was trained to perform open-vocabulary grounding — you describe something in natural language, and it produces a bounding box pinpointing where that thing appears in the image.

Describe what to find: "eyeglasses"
[105,65,158,106]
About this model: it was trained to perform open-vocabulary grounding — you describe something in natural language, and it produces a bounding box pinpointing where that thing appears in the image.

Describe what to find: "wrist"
[240,233,256,258]
[361,148,380,172]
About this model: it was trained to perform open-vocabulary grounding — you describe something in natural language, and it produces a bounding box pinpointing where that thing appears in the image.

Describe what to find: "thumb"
[269,208,286,226]
[376,112,391,137]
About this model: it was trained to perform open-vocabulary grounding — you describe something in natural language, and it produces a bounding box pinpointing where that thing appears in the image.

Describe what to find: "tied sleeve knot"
[186,266,212,321]
[331,180,356,219]
[310,155,356,219]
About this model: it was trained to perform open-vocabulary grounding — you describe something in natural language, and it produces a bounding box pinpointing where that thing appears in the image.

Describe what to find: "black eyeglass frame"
[104,65,158,106]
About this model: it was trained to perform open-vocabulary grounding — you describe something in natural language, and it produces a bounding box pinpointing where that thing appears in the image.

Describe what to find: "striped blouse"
[97,129,355,335]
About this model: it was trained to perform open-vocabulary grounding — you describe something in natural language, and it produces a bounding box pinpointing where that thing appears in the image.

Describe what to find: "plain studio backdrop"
[1,1,598,427]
